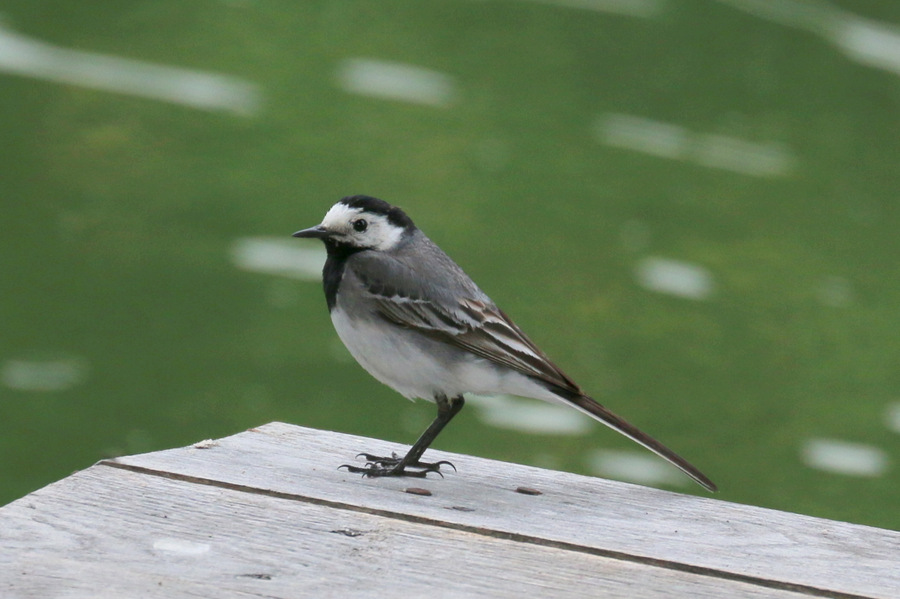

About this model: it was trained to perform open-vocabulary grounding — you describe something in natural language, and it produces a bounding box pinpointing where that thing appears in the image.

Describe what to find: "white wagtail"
[294,195,716,492]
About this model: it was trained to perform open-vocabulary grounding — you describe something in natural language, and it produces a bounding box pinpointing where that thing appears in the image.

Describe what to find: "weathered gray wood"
[0,466,811,599]
[107,422,899,599]
[1,422,898,599]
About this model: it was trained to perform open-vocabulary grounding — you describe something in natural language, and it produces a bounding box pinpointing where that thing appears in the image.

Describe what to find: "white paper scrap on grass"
[0,22,260,116]
[715,0,900,78]
[885,402,900,434]
[467,394,594,436]
[336,58,456,107]
[1,355,89,392]
[596,113,794,177]
[635,257,715,300]
[587,449,690,487]
[231,237,325,280]
[801,438,889,477]
[519,0,663,18]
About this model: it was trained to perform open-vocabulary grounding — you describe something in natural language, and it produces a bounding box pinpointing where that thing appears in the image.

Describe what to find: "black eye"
[352,219,368,232]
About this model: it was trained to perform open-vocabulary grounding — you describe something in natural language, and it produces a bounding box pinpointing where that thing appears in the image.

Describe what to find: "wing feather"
[369,291,582,395]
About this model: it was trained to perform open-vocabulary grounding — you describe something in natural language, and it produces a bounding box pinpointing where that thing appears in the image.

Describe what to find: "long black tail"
[565,392,717,492]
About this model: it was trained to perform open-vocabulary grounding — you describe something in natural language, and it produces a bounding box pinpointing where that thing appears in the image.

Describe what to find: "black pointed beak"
[292,225,330,239]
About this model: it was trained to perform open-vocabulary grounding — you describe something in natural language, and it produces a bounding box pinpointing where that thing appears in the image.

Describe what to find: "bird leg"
[341,395,464,478]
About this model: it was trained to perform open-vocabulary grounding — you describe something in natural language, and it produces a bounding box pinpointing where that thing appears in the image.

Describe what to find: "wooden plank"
[0,465,814,599]
[106,422,900,599]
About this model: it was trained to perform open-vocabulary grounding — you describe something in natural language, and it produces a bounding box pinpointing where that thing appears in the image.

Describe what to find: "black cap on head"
[340,195,415,230]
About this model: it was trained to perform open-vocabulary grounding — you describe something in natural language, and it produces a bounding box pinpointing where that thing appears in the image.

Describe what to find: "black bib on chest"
[322,242,367,311]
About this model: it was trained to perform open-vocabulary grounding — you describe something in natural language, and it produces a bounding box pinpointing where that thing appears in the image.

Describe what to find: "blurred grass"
[1,0,899,529]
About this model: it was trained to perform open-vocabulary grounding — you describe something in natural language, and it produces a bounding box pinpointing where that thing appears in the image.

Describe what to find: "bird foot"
[340,452,456,478]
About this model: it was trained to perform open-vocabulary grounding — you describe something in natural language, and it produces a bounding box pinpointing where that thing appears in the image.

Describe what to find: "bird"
[293,195,717,492]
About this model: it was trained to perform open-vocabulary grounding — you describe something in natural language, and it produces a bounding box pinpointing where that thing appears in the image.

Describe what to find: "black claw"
[338,452,456,478]
[431,460,457,473]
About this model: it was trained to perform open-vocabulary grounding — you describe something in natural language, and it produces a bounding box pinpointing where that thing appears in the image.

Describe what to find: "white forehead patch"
[319,202,405,251]
[321,202,361,230]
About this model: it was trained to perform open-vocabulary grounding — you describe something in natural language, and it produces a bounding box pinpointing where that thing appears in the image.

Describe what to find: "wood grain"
[1,466,815,599]
[1,422,898,598]
[110,423,900,598]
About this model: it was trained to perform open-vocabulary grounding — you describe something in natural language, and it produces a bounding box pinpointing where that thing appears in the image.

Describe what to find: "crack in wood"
[99,459,870,599]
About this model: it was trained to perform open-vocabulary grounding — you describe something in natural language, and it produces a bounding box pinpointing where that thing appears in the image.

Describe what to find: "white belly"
[330,307,559,403]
